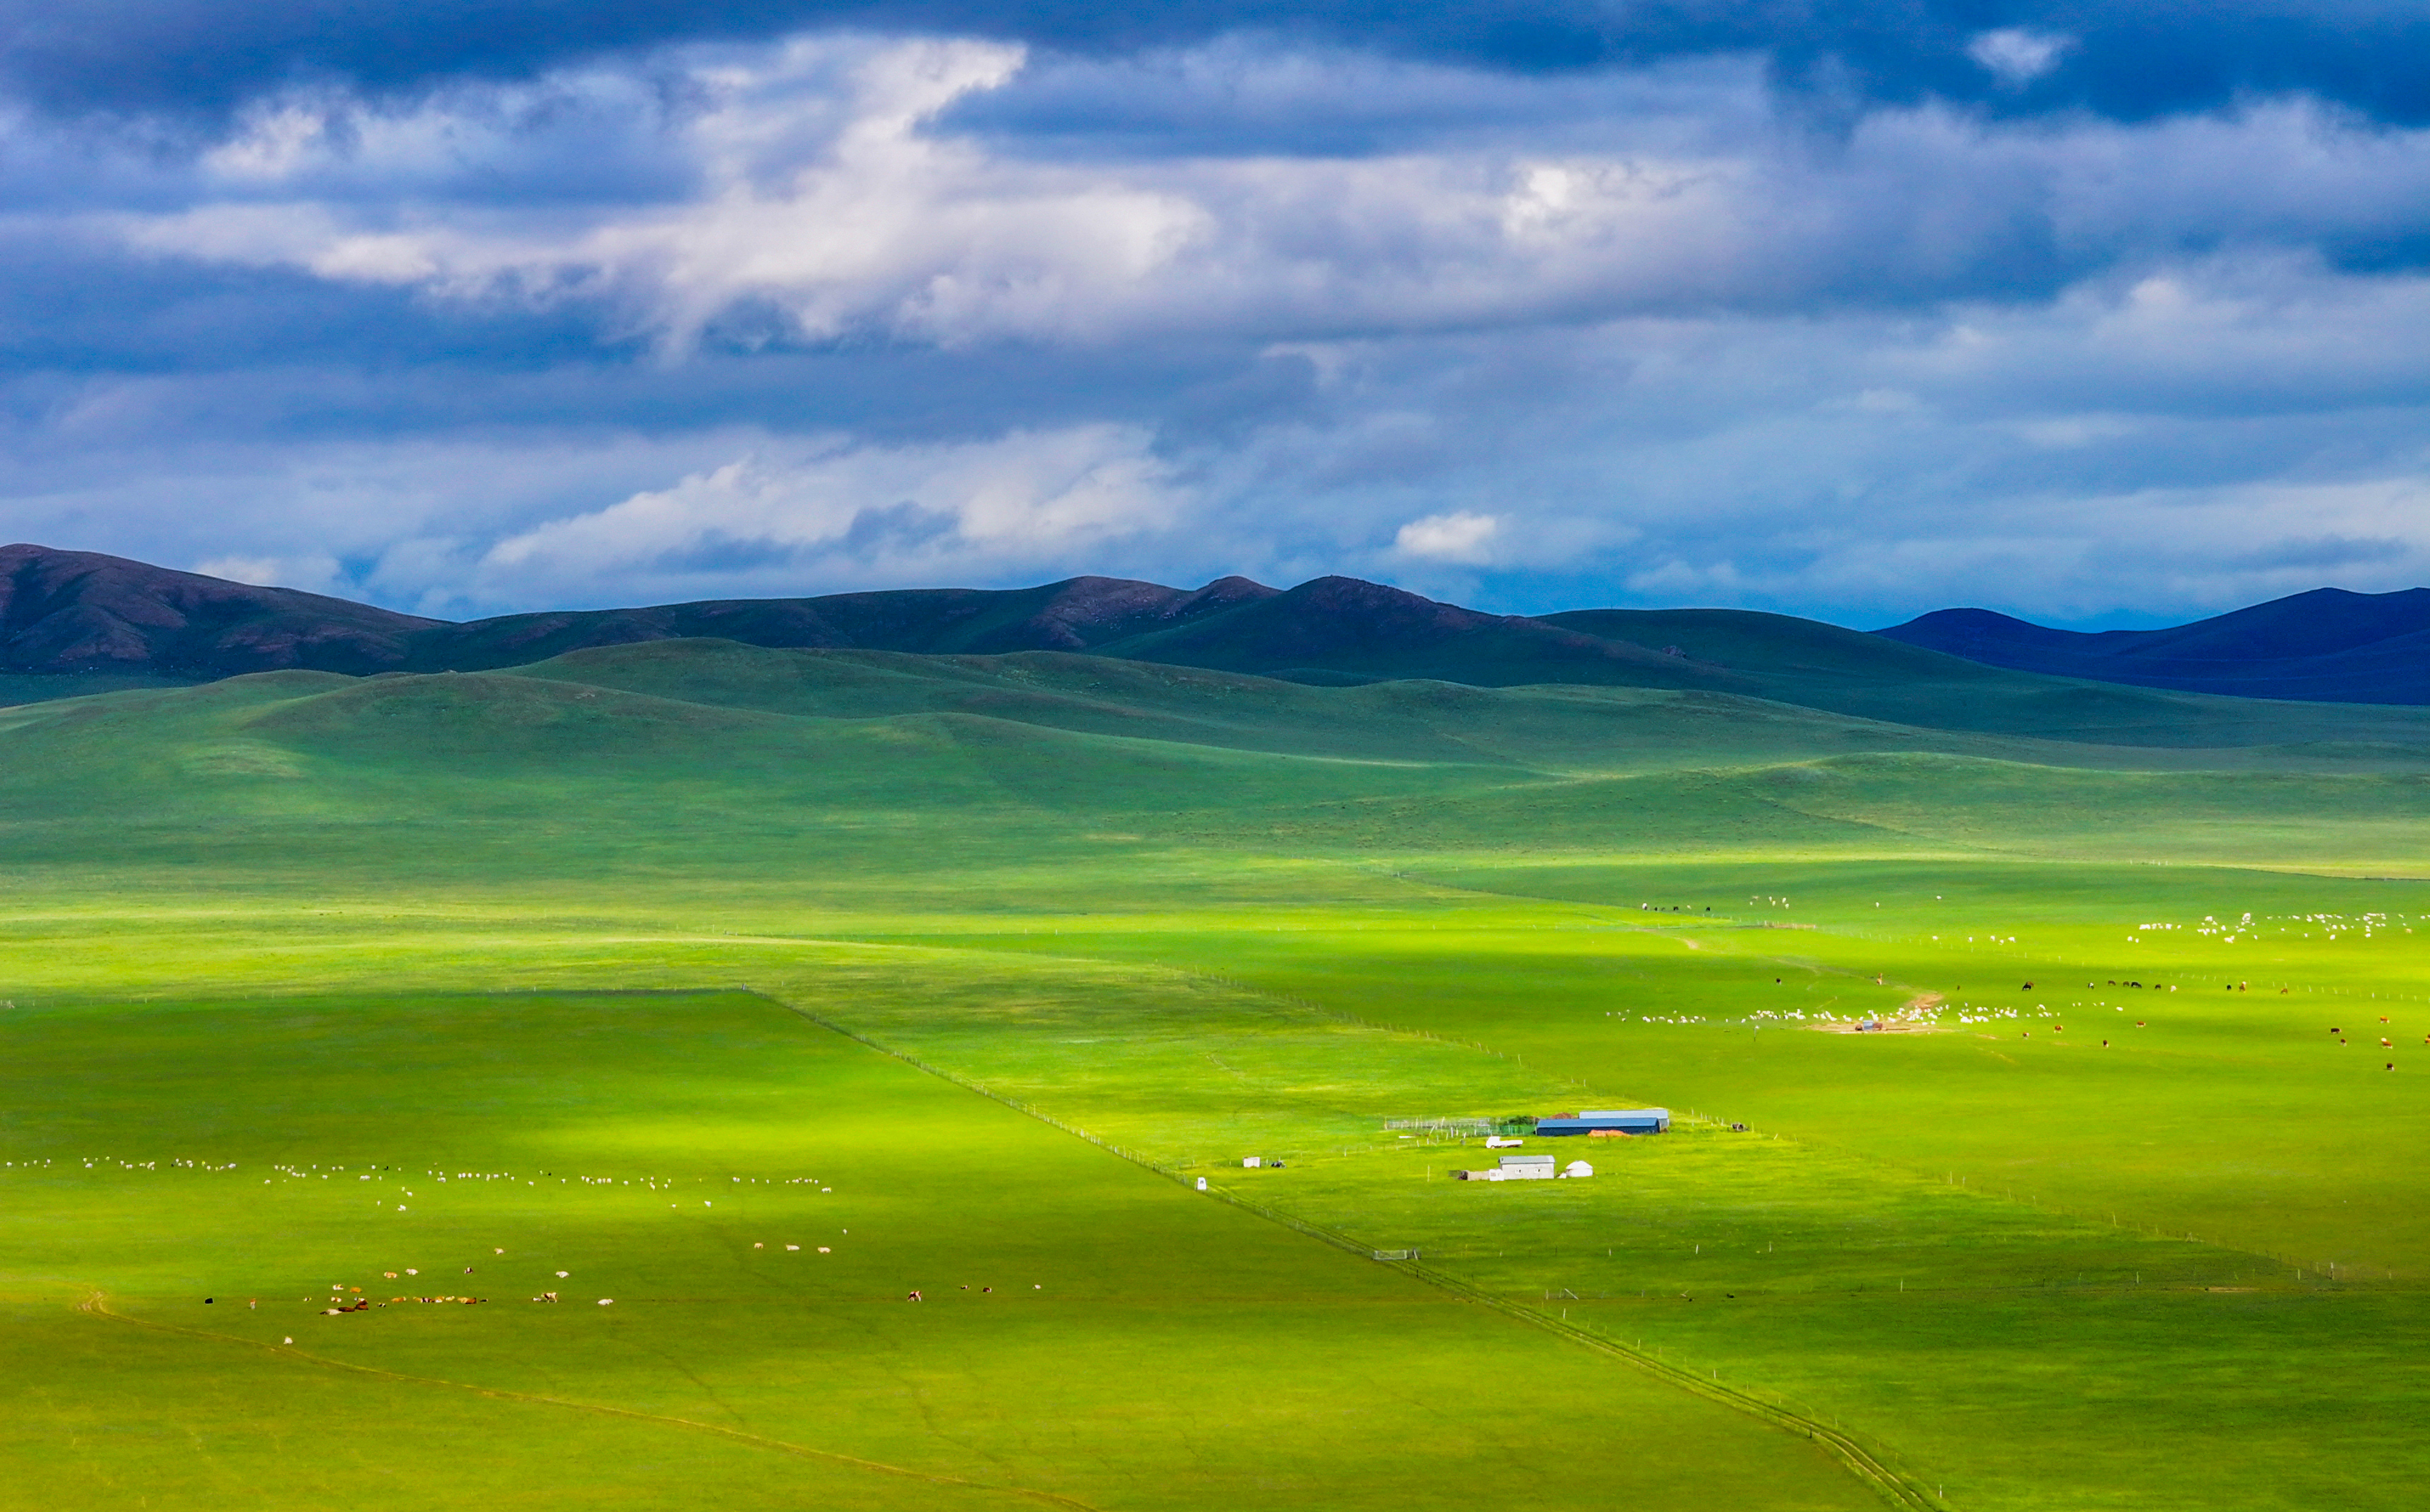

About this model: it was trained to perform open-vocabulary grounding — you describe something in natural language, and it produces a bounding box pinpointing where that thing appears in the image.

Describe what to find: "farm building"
[1535,1108,1669,1136]
[1452,1154,1586,1182]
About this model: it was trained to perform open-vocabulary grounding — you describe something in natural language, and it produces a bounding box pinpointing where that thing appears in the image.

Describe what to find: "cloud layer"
[4,8,2430,625]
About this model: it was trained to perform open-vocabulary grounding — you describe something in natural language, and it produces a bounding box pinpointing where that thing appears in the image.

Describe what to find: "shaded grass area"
[2,1300,974,1512]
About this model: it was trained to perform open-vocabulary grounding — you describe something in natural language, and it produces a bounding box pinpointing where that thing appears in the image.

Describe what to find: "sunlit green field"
[5,640,2429,1509]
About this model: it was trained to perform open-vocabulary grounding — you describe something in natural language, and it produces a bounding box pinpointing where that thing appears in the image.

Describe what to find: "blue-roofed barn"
[1535,1108,1669,1136]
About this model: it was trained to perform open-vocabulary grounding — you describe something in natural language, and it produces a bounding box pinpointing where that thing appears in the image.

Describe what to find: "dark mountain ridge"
[0,542,1745,692]
[1879,587,2430,703]
[422,572,1284,672]
[1109,575,1741,689]
[0,542,440,677]
[6,542,2424,706]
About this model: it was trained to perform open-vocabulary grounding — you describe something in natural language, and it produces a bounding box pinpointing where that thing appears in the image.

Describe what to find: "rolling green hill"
[6,629,2430,1511]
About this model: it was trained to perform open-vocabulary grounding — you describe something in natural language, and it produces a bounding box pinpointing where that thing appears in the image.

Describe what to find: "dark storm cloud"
[9,1,2430,125]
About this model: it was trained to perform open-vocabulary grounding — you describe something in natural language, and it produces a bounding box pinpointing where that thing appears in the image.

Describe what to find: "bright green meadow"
[4,633,2428,1510]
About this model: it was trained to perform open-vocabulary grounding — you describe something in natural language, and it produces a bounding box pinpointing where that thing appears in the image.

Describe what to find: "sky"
[4,2,2429,628]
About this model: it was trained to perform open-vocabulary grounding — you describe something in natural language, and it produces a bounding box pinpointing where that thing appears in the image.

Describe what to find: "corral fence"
[1384,1117,1535,1137]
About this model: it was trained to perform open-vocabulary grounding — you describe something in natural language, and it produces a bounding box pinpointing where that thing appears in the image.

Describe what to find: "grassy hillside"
[5,637,2430,1510]
[0,669,204,706]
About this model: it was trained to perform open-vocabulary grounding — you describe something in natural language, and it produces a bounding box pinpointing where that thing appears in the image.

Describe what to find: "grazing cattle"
[908,1291,923,1301]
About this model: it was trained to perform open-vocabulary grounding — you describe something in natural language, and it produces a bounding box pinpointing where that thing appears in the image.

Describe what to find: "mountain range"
[1877,590,2430,704]
[3,542,2425,706]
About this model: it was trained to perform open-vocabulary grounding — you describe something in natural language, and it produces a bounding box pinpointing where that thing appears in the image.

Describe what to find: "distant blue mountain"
[1877,588,2430,705]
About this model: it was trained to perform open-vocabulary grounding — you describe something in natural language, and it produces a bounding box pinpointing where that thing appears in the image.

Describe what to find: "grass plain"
[4,637,2429,1509]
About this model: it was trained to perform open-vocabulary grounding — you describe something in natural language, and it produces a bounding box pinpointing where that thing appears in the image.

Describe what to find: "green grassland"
[4,637,2430,1508]
[4,989,1874,1512]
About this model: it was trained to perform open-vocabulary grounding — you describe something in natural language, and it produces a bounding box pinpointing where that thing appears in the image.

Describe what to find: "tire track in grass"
[72,1288,1101,1511]
[769,994,1942,1512]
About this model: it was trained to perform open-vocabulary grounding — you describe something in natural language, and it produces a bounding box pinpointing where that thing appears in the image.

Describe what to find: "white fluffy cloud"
[1968,29,2073,87]
[104,39,2430,358]
[120,38,1213,348]
[471,424,1183,604]
[1394,510,1501,563]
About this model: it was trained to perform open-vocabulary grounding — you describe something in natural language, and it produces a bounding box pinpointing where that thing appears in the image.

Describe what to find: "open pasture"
[0,988,1875,1511]
[6,652,2430,1508]
[1000,858,2430,1274]
[779,932,2430,1512]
